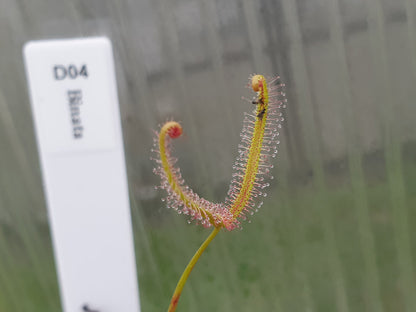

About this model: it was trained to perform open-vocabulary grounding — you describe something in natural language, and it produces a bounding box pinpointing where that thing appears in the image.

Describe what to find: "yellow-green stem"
[167,227,221,312]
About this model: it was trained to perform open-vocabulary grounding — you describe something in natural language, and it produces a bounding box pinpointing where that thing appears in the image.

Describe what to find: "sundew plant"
[153,74,286,311]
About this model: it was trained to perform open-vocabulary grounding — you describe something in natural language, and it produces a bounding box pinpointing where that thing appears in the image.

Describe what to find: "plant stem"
[168,227,221,312]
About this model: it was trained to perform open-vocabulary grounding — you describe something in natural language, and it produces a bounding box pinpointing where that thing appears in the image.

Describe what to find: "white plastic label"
[23,37,141,312]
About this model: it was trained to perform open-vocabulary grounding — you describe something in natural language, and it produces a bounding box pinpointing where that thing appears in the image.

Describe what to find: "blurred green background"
[1,0,416,311]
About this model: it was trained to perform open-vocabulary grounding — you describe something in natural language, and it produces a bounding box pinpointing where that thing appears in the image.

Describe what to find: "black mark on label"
[54,65,88,80]
[67,90,84,139]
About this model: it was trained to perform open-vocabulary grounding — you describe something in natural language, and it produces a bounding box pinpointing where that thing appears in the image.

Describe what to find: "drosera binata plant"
[153,74,286,311]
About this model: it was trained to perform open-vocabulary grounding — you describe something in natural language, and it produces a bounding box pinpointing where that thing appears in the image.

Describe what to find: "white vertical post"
[23,37,141,312]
